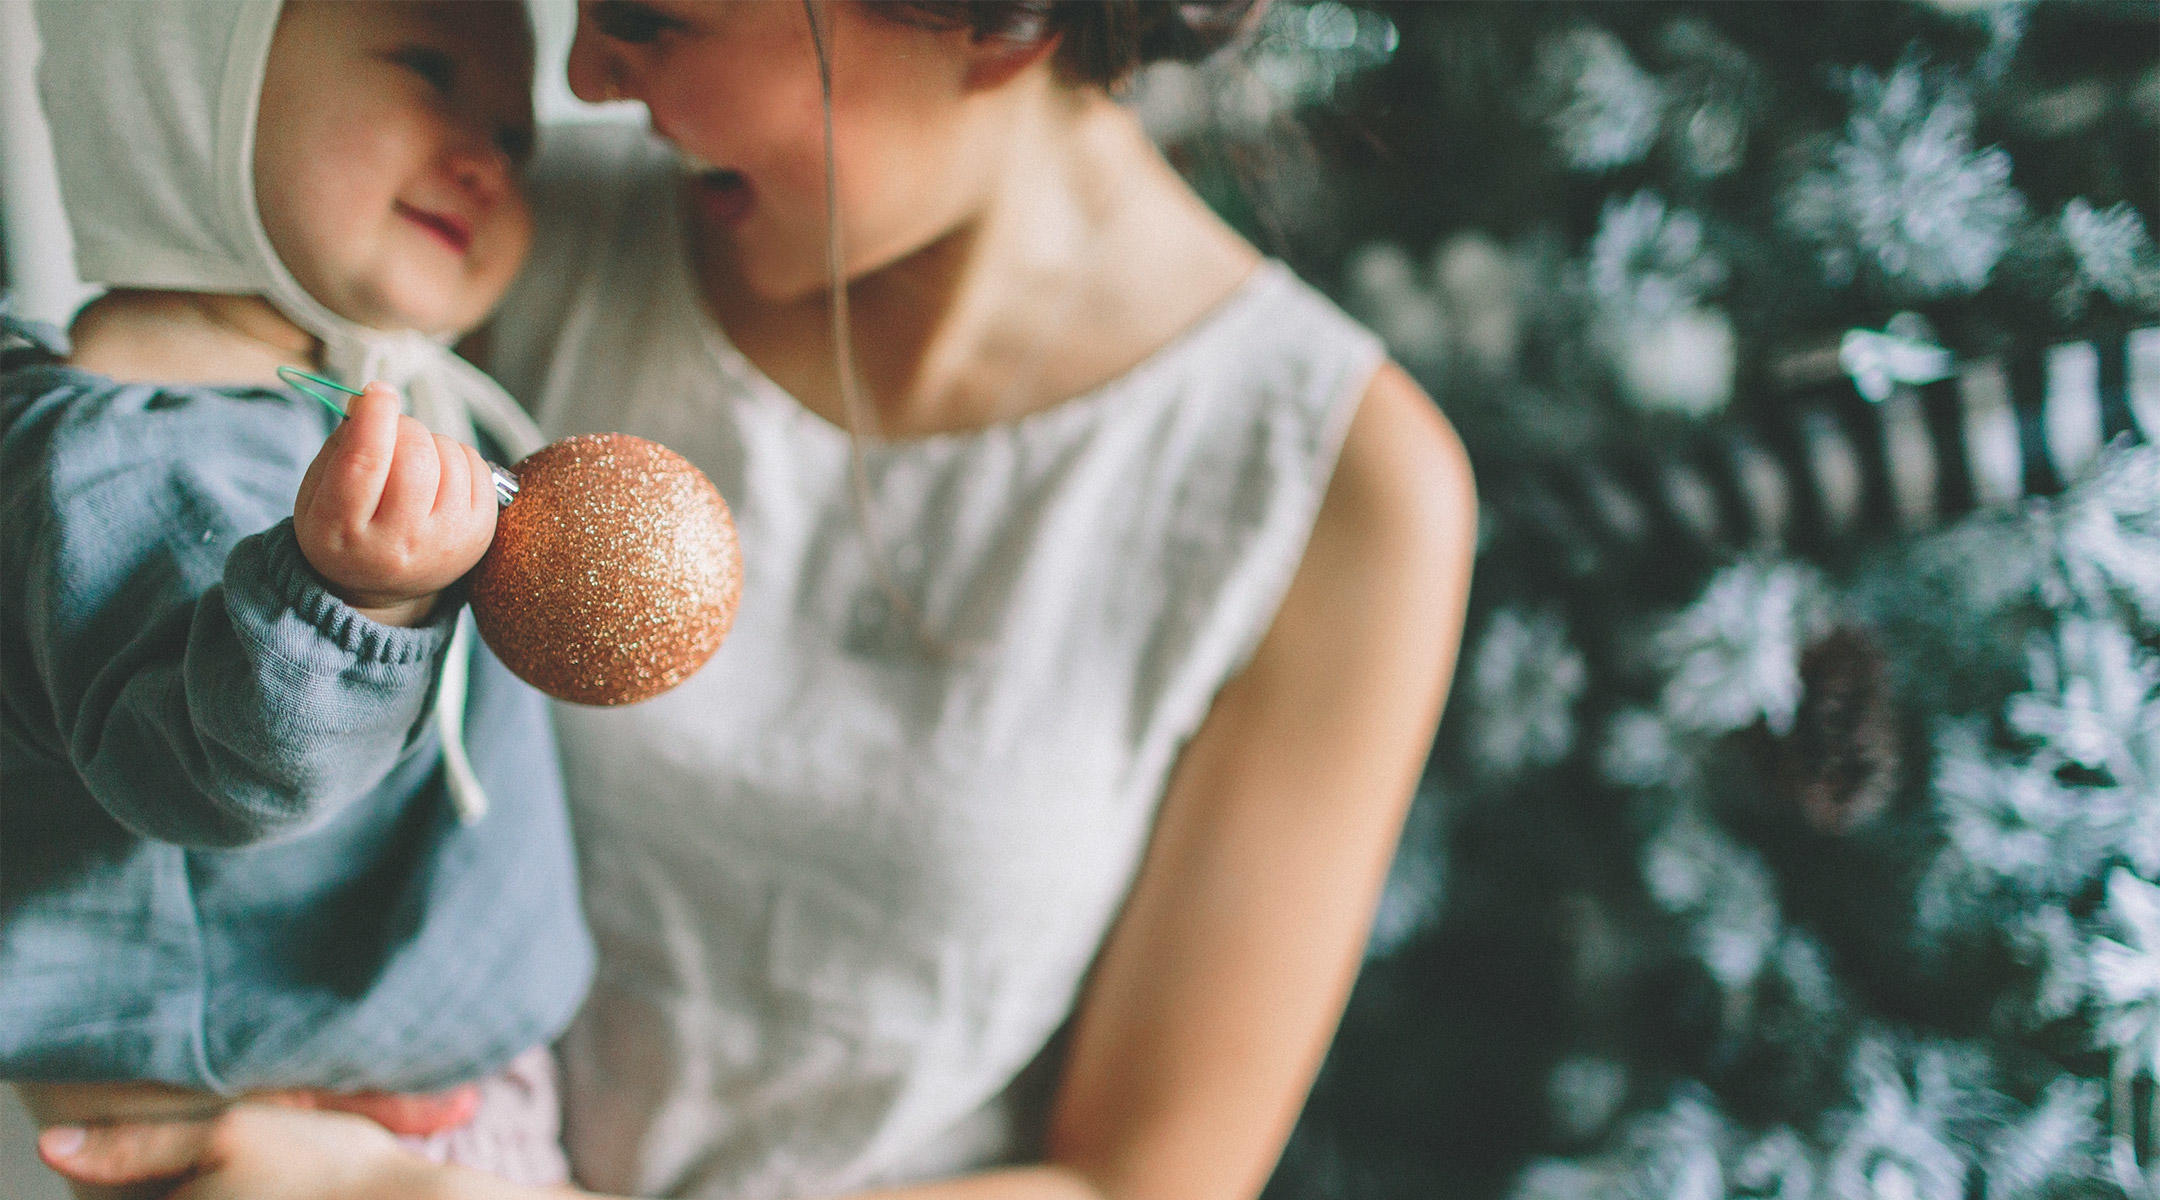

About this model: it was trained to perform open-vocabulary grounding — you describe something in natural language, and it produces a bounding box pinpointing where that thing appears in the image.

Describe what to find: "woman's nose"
[565,24,631,104]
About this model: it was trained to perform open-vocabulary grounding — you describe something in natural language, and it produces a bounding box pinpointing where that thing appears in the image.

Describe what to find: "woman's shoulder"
[1331,363,1476,542]
[1224,358,1474,750]
[1087,164,1380,412]
[1305,360,1477,635]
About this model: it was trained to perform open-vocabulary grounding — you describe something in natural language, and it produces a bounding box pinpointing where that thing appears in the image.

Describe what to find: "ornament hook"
[276,366,520,507]
[276,365,360,419]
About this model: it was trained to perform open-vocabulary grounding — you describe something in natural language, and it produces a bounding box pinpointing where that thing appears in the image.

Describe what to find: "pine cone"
[1775,626,1902,835]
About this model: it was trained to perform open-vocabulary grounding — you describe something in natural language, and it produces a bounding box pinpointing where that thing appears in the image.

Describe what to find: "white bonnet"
[32,0,545,456]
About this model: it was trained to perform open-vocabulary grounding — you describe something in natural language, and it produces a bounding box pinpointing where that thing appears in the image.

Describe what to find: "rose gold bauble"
[470,433,741,706]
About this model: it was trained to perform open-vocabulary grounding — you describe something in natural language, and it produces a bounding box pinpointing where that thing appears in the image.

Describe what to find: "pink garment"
[396,1047,569,1188]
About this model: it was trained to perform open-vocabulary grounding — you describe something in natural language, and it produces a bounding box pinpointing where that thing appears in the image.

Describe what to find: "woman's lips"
[395,202,474,254]
[689,169,754,226]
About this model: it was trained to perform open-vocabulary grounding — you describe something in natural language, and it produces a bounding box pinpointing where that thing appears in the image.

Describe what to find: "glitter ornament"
[273,371,741,707]
[469,433,741,706]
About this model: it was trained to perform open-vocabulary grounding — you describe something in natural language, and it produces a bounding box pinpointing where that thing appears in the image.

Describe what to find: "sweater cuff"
[247,519,459,665]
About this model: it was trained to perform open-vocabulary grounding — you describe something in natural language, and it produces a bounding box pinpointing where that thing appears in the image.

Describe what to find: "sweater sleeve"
[3,371,457,848]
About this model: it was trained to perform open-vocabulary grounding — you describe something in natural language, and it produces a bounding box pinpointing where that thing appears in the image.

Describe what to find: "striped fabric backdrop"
[1501,325,2159,574]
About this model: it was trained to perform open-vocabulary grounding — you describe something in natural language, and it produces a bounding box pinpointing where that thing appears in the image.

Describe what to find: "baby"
[3,1,589,1192]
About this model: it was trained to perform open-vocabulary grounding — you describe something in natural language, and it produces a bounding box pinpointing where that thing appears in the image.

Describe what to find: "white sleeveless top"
[489,124,1386,1199]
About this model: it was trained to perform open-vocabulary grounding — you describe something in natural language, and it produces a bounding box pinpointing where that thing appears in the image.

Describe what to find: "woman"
[41,2,1475,1197]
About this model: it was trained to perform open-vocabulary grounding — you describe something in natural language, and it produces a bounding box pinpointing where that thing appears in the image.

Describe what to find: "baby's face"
[255,1,536,336]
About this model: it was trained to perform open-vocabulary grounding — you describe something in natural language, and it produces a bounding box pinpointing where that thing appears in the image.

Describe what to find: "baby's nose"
[445,131,514,202]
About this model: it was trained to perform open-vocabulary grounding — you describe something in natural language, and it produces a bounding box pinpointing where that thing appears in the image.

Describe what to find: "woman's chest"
[544,413,1169,942]
[529,276,1234,954]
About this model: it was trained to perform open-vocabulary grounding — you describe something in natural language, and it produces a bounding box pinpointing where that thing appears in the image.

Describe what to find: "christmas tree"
[1128,3,2160,1196]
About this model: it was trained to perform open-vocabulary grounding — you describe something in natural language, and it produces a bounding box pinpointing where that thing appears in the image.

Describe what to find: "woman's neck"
[703,93,1256,440]
[66,290,321,386]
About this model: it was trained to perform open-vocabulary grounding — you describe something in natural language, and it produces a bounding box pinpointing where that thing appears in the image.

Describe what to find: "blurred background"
[6,2,2160,1198]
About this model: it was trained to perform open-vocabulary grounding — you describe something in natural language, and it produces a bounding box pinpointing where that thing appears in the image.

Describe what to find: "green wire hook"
[276,365,361,419]
[276,365,523,508]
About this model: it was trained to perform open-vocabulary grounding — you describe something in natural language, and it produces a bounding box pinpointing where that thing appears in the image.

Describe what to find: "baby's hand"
[294,384,498,628]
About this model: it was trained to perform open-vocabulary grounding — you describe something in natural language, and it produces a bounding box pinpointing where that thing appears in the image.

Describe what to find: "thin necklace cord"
[803,0,956,662]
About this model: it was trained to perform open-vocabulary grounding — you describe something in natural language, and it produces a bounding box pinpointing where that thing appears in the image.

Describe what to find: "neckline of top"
[658,180,1290,455]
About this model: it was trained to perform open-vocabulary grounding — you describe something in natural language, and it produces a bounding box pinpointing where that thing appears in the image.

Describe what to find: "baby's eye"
[390,46,457,93]
[591,1,681,45]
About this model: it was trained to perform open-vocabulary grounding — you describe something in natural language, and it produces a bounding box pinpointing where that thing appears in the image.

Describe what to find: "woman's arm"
[853,363,1478,1200]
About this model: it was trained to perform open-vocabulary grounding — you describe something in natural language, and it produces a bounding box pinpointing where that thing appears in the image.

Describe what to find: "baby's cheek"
[469,209,533,301]
[260,179,381,309]
[498,199,536,268]
[305,112,412,194]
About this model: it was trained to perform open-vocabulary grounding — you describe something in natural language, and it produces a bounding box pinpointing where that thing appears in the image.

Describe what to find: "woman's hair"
[877,1,1267,88]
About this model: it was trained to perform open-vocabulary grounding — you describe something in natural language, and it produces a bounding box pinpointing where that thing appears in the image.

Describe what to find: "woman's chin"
[713,249,837,309]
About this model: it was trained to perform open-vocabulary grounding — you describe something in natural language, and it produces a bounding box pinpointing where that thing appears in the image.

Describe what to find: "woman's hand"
[37,1104,437,1199]
[294,382,499,628]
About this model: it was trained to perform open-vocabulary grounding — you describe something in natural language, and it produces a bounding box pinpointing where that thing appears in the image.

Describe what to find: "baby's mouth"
[395,202,474,254]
